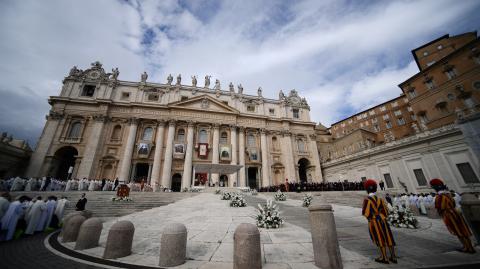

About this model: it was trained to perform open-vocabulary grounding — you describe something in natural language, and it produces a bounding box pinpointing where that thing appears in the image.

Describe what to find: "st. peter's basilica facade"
[26,62,322,191]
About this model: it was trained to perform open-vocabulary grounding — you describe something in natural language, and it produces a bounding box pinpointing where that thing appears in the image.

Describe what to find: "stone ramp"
[12,191,197,217]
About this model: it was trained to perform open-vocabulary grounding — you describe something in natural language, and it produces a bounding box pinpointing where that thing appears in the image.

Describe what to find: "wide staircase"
[14,191,197,217]
[260,190,369,208]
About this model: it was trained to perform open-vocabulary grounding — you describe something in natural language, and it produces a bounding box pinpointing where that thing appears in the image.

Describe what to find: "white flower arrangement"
[214,189,221,194]
[302,193,313,207]
[221,191,232,200]
[189,187,201,192]
[111,196,133,202]
[273,190,287,201]
[230,193,247,207]
[387,205,418,229]
[256,199,283,229]
[251,189,258,196]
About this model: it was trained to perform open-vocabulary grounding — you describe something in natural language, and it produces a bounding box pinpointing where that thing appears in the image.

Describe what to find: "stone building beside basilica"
[25,62,322,191]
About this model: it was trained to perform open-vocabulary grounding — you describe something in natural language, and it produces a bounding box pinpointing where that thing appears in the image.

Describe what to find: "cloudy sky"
[0,0,479,146]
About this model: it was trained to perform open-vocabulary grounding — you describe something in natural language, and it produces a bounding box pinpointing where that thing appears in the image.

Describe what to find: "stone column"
[118,118,138,182]
[150,121,165,186]
[211,124,220,185]
[230,125,238,187]
[260,129,270,188]
[281,131,296,182]
[147,164,152,184]
[77,115,107,179]
[26,112,63,177]
[238,127,246,187]
[182,121,195,189]
[161,121,176,188]
[309,134,323,182]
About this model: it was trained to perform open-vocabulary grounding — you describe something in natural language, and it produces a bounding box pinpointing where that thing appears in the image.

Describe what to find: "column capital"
[309,134,317,140]
[92,114,109,123]
[238,126,245,132]
[260,128,267,135]
[168,120,176,127]
[128,117,140,125]
[229,124,237,130]
[156,120,166,127]
[47,110,64,121]
[187,120,196,128]
[281,130,292,137]
[212,123,220,130]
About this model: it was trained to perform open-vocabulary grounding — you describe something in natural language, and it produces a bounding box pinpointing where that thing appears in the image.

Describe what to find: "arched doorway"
[53,146,78,180]
[171,173,182,192]
[219,175,228,187]
[102,164,114,180]
[298,158,310,183]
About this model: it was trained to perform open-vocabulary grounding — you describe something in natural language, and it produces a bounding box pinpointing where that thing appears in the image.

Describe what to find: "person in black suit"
[75,193,87,211]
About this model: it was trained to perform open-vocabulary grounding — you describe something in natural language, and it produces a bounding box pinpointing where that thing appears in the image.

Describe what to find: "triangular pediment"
[169,95,239,114]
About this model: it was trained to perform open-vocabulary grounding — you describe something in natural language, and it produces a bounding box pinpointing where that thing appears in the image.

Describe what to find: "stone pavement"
[55,192,480,269]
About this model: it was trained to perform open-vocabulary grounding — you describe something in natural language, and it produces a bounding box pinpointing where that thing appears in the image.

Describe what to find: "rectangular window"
[413,168,428,186]
[269,108,275,115]
[383,114,389,120]
[148,94,159,101]
[411,114,416,120]
[392,101,398,107]
[369,110,375,115]
[407,106,413,112]
[380,106,386,112]
[385,121,392,129]
[425,80,435,90]
[456,163,480,184]
[81,85,95,97]
[222,101,228,105]
[373,124,379,132]
[408,89,417,98]
[293,109,299,119]
[121,92,130,100]
[247,105,256,112]
[181,96,188,101]
[383,173,394,188]
[394,110,402,116]
[445,69,457,80]
[371,118,378,123]
[397,117,405,125]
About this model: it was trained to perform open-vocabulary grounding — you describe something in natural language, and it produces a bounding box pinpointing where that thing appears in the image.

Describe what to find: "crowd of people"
[0,192,69,241]
[0,177,161,193]
[385,191,462,215]
[258,181,365,192]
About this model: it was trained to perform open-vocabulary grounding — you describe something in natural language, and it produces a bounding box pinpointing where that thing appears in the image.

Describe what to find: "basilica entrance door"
[171,173,182,192]
[298,158,310,183]
[219,175,228,187]
[135,163,149,182]
[248,167,258,189]
[52,146,78,180]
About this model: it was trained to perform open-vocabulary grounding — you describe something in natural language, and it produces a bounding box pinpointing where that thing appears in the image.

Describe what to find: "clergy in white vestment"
[418,195,427,215]
[25,197,47,235]
[55,197,69,225]
[1,196,29,241]
[45,197,57,228]
[0,192,11,221]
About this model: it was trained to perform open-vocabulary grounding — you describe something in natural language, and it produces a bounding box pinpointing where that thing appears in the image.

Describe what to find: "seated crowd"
[258,181,365,192]
[0,192,69,241]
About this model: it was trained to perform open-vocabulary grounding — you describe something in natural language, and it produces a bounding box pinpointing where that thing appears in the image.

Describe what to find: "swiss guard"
[430,178,476,253]
[362,179,397,264]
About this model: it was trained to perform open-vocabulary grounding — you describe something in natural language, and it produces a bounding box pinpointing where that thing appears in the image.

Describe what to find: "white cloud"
[0,0,478,144]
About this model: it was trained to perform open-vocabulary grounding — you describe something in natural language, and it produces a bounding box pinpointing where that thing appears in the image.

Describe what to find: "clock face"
[89,71,99,79]
[291,96,301,104]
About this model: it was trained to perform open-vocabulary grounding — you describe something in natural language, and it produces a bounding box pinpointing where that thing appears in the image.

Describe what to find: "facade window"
[148,93,159,101]
[247,134,255,147]
[473,81,480,90]
[394,110,402,116]
[408,88,417,98]
[411,114,417,120]
[464,97,476,109]
[121,92,130,100]
[392,101,398,107]
[419,113,428,123]
[220,131,228,145]
[397,117,405,125]
[423,51,428,56]
[383,173,394,188]
[199,129,208,143]
[425,79,435,90]
[177,129,185,142]
[142,127,153,141]
[111,125,122,140]
[382,114,390,120]
[456,162,480,184]
[369,110,375,115]
[222,101,228,105]
[385,121,392,129]
[68,122,82,138]
[407,106,413,112]
[447,93,455,100]
[360,122,364,128]
[293,109,300,119]
[269,108,275,115]
[445,69,457,80]
[438,104,449,114]
[413,168,428,186]
[181,96,188,101]
[297,139,306,153]
[272,136,279,151]
[437,45,443,50]
[371,118,378,124]
[373,124,379,132]
[247,105,256,112]
[81,85,95,97]
[379,106,386,112]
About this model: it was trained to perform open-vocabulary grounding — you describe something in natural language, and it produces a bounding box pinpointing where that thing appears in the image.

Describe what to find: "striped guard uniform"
[362,195,396,247]
[435,192,472,237]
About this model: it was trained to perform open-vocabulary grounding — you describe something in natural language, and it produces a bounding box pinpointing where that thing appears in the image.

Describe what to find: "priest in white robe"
[55,197,69,225]
[25,197,47,235]
[1,196,28,241]
[45,197,57,228]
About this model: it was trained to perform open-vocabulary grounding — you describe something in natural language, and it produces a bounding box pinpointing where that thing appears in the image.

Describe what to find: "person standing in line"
[76,193,87,211]
[430,178,475,253]
[113,178,119,191]
[379,180,385,191]
[362,179,397,264]
[25,197,46,235]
